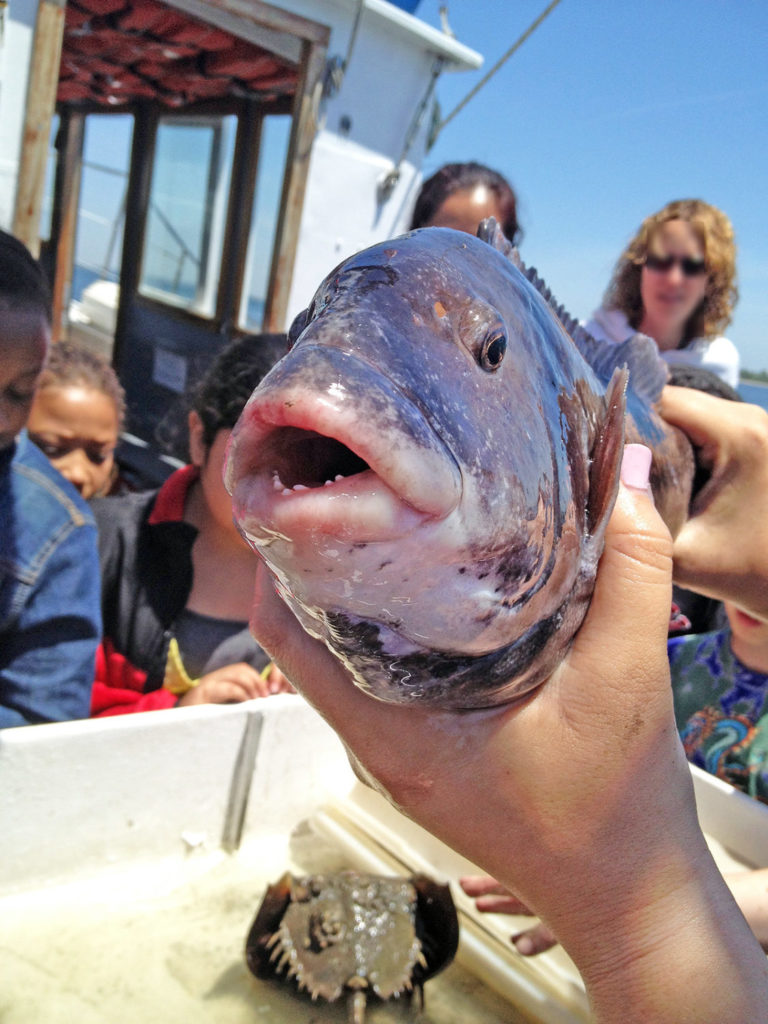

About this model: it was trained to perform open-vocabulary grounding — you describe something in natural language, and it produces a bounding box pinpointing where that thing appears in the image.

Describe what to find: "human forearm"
[404,718,768,1021]
[250,455,768,1020]
[566,842,768,1023]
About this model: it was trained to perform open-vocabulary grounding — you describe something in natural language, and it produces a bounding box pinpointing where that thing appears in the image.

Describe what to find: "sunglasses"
[643,252,707,277]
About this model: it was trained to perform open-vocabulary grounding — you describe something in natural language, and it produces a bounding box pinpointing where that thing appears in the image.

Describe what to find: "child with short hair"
[91,333,292,715]
[27,340,125,499]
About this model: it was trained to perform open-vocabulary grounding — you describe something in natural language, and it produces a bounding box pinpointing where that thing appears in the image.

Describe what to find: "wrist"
[560,842,768,1023]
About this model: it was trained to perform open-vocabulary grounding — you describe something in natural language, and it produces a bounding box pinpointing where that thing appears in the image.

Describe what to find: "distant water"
[71,264,265,328]
[738,380,768,412]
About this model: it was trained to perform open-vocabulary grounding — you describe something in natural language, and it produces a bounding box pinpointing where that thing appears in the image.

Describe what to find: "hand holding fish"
[660,386,768,619]
[250,448,768,1022]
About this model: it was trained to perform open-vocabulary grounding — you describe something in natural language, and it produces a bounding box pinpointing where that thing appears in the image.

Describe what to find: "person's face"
[725,602,768,651]
[27,384,119,498]
[640,219,709,346]
[0,310,50,452]
[724,601,768,675]
[189,415,242,542]
[425,185,505,236]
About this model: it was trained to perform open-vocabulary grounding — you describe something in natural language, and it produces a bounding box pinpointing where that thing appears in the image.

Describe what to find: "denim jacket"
[0,432,101,727]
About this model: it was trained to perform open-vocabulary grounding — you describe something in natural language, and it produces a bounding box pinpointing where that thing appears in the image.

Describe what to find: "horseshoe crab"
[245,870,459,1021]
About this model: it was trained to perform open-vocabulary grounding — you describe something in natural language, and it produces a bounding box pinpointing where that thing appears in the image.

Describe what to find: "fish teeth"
[273,470,348,495]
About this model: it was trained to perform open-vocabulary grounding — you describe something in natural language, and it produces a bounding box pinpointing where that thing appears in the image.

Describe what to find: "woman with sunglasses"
[584,199,739,387]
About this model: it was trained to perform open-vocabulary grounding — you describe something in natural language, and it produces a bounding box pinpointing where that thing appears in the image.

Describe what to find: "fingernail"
[512,934,534,956]
[620,443,652,491]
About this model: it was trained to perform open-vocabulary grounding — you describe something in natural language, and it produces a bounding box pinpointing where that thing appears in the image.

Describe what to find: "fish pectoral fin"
[586,367,628,542]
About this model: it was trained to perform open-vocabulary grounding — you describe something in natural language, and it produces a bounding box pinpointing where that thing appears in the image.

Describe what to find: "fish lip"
[225,348,463,540]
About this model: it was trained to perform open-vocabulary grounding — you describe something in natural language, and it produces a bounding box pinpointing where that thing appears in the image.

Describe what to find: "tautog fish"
[225,222,693,709]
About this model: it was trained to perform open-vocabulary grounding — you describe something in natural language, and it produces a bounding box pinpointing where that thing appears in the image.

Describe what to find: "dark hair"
[0,229,52,324]
[409,161,522,244]
[38,340,126,430]
[192,333,288,449]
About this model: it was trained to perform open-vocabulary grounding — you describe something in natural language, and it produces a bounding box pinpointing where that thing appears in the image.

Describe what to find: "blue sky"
[416,0,768,372]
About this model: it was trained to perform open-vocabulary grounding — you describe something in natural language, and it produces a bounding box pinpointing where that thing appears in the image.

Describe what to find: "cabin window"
[238,113,291,330]
[75,114,133,303]
[139,114,237,317]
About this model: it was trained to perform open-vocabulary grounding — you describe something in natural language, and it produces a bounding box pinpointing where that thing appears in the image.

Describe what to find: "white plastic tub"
[1,697,765,1023]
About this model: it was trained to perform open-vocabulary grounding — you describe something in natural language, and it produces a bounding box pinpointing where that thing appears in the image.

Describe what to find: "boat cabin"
[1,0,479,474]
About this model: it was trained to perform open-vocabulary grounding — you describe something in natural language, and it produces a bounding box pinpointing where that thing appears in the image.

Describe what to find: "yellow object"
[163,638,200,696]
[162,638,275,694]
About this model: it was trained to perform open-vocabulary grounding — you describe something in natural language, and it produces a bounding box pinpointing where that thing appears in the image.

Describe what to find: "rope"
[437,0,564,134]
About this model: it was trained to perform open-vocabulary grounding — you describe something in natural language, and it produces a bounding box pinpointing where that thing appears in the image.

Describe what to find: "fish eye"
[294,289,332,346]
[479,330,507,372]
[287,309,309,348]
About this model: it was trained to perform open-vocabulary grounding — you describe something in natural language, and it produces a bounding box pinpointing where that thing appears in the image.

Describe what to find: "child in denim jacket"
[0,231,101,727]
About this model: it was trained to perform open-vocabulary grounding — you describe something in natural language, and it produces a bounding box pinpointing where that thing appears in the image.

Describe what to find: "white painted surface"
[285,132,424,316]
[690,763,768,869]
[0,695,353,896]
[0,0,38,228]
[278,0,482,320]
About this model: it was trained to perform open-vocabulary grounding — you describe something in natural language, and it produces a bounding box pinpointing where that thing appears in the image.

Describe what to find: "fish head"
[226,228,621,707]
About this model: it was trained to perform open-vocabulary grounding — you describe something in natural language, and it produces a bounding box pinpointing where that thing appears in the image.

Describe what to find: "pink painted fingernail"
[620,444,652,491]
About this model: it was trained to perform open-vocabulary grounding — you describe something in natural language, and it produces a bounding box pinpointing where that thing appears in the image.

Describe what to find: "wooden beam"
[12,0,66,257]
[50,113,85,343]
[264,36,327,332]
[163,0,329,63]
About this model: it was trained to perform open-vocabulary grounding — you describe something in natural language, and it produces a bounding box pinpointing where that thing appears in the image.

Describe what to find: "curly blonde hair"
[603,199,738,344]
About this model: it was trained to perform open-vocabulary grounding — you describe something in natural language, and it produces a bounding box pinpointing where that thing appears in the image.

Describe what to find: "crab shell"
[245,870,459,1012]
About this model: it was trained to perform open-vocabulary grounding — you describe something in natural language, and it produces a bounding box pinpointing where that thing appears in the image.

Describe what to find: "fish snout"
[225,347,463,544]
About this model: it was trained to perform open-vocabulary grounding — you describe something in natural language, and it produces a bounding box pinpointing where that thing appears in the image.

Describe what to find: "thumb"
[570,445,674,696]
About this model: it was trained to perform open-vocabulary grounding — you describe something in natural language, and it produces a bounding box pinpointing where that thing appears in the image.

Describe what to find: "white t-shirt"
[583,308,740,389]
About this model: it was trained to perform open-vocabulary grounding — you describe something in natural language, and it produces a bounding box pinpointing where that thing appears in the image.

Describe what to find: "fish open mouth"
[225,387,462,544]
[263,427,370,493]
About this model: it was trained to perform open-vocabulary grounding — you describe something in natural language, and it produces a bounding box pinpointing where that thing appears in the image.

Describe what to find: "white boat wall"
[265,0,483,322]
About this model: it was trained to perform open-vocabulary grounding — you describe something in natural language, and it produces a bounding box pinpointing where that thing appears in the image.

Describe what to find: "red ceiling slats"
[75,0,130,15]
[57,0,298,107]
